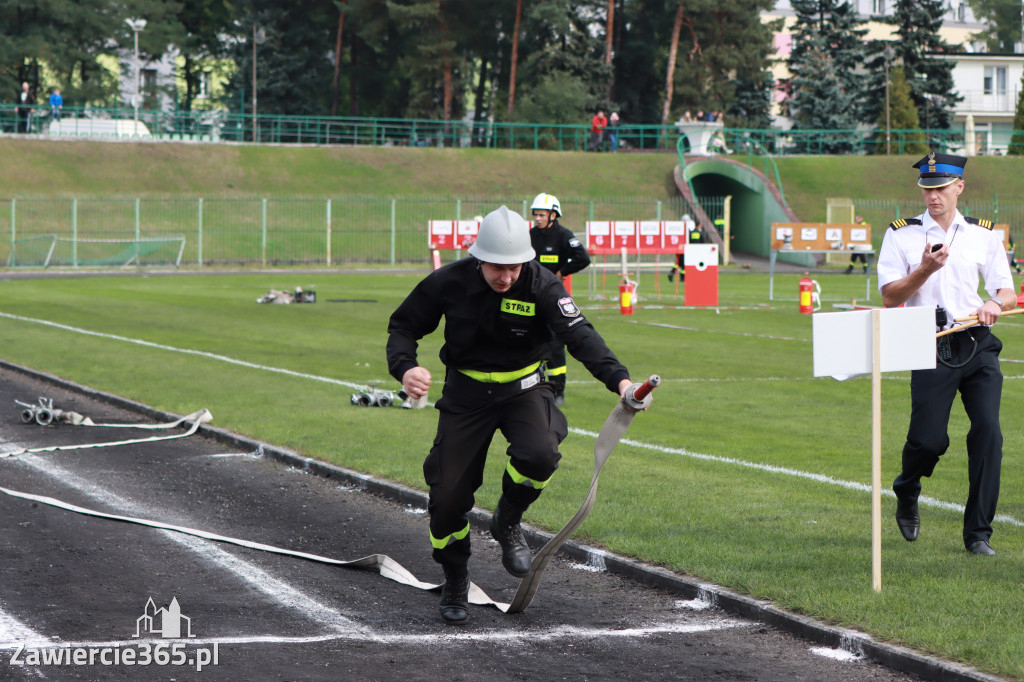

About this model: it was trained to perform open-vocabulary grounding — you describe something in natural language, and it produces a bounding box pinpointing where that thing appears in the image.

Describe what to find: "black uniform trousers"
[424,370,568,570]
[893,327,1003,547]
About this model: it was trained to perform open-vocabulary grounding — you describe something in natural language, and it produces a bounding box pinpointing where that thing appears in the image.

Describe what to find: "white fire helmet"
[530,193,561,217]
[468,206,536,264]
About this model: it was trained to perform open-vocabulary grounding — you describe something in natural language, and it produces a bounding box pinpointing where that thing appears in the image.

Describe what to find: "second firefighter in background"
[530,193,591,405]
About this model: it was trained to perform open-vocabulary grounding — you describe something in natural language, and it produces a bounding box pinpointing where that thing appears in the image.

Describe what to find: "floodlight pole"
[884,46,894,156]
[126,19,147,133]
[252,26,265,143]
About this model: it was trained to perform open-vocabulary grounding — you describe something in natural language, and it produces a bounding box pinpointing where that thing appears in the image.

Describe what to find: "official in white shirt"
[876,151,1014,556]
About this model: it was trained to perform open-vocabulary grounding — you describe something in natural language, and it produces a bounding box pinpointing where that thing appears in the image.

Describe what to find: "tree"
[871,66,927,155]
[787,35,858,152]
[786,0,868,126]
[1008,71,1024,155]
[863,0,961,130]
[507,0,523,116]
[967,0,1021,52]
[513,0,612,122]
[0,0,184,109]
[659,3,683,135]
[222,0,337,123]
[177,0,233,112]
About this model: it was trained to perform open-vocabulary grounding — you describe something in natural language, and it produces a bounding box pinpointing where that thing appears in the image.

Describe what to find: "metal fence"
[845,196,1024,251]
[0,196,692,268]
[3,194,1018,269]
[2,103,1011,154]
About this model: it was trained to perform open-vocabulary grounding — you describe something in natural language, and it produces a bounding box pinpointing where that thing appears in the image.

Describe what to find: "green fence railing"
[1,103,1007,154]
[3,194,1018,269]
[0,195,692,268]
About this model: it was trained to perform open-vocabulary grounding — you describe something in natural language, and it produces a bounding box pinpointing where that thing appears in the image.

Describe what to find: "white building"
[763,1,1021,153]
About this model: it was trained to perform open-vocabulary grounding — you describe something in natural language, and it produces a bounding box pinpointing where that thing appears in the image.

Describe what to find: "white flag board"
[812,306,936,378]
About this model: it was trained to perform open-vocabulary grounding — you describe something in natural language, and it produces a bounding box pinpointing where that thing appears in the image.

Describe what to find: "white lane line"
[3,311,1021,528]
[0,619,749,651]
[0,607,45,647]
[8,451,365,637]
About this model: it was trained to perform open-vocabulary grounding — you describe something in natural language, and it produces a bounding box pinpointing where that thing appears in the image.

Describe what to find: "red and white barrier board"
[586,219,697,255]
[429,220,482,251]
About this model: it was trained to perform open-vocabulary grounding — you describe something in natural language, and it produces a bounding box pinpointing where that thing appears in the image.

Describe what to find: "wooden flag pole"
[871,308,883,593]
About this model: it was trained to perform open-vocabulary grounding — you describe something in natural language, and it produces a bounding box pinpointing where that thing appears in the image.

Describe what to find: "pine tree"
[787,34,857,152]
[871,66,927,155]
[862,0,961,130]
[786,0,868,126]
[1009,71,1024,155]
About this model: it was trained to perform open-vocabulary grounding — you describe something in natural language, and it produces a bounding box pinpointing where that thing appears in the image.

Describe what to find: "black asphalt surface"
[0,364,983,681]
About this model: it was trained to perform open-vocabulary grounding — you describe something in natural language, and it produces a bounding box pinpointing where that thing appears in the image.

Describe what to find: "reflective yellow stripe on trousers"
[430,523,471,549]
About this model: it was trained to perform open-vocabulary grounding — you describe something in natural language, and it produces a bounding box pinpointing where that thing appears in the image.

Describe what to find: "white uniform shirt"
[877,209,1013,328]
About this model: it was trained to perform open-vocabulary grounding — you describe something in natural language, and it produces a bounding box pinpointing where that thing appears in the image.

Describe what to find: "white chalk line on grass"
[4,310,1023,528]
[569,428,1024,529]
[0,311,367,391]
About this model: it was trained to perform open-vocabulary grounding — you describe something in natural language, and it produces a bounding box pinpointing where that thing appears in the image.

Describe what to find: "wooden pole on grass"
[871,308,883,593]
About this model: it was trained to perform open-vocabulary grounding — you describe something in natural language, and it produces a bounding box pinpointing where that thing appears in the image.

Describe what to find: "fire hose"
[1,377,658,614]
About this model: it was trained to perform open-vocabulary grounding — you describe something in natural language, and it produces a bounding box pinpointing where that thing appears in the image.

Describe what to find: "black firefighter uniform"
[386,257,628,570]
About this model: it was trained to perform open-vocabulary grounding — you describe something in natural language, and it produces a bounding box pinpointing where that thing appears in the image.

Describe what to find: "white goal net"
[8,235,186,268]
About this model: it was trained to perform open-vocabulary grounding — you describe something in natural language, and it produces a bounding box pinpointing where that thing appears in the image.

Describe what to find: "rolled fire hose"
[0,378,659,614]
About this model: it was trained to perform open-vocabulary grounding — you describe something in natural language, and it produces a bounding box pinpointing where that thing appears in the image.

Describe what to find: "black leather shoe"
[967,540,996,556]
[895,498,920,542]
[439,571,469,624]
[490,498,532,577]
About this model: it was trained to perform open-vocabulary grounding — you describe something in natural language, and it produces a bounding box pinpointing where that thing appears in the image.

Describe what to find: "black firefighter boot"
[439,567,470,625]
[490,497,532,577]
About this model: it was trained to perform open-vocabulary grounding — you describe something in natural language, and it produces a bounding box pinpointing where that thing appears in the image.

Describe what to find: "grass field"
[0,269,1022,678]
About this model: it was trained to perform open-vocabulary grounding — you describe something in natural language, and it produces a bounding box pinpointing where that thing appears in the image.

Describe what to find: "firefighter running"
[387,205,638,625]
[529,193,591,405]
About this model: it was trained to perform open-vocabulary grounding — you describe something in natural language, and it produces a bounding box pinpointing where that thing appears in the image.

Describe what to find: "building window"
[984,66,1007,96]
[872,0,885,14]
[198,72,211,99]
[956,2,966,22]
[142,68,158,96]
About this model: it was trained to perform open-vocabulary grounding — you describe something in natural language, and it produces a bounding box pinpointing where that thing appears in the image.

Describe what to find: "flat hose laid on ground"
[0,380,658,614]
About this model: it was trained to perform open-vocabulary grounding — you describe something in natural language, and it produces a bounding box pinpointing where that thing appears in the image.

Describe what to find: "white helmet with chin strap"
[468,206,536,264]
[530,193,561,217]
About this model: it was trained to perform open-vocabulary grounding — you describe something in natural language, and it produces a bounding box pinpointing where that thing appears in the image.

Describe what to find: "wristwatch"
[988,297,1004,309]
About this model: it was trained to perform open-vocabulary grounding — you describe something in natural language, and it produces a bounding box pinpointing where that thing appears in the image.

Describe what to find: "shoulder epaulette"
[965,216,994,229]
[888,218,922,230]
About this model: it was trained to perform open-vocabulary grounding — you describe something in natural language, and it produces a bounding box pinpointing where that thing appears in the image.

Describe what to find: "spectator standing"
[16,82,35,133]
[607,112,620,152]
[49,88,63,122]
[588,110,607,151]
